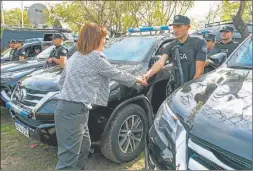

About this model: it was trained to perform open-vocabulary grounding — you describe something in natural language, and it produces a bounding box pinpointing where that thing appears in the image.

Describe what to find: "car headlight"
[154,101,179,149]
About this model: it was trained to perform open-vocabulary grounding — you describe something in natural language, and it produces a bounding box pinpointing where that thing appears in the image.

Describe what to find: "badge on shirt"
[201,45,207,53]
[62,49,67,54]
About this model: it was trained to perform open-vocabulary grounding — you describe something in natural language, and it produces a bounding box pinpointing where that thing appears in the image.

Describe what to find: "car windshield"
[36,45,55,59]
[1,48,11,58]
[103,37,157,63]
[227,35,252,69]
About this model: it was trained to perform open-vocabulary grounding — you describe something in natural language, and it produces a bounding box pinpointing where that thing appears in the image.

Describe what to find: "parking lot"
[1,107,144,170]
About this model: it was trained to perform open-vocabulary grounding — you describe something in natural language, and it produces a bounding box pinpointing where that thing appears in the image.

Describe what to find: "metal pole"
[21,1,24,28]
[1,1,4,25]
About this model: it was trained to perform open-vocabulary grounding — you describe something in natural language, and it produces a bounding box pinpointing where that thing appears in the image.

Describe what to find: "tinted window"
[227,36,252,68]
[103,37,157,62]
[36,45,55,59]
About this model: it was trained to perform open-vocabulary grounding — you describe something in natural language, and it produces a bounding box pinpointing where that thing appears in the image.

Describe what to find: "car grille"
[188,138,252,170]
[11,86,48,111]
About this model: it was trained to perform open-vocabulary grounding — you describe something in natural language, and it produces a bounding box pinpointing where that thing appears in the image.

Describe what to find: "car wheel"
[101,103,148,163]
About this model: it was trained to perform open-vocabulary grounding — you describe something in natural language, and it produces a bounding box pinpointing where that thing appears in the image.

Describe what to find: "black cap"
[220,26,234,32]
[170,15,190,26]
[204,33,216,41]
[16,40,24,44]
[8,39,16,43]
[35,46,41,50]
[52,34,64,39]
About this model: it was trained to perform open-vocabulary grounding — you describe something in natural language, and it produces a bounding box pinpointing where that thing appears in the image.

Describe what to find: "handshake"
[136,72,151,86]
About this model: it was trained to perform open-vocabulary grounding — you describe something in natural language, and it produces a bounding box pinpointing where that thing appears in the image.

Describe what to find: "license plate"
[15,121,29,138]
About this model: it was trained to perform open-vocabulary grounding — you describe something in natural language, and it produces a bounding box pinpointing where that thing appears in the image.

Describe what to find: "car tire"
[100,103,148,163]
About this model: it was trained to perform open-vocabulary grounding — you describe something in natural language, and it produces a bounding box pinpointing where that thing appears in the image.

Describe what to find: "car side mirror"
[208,52,227,68]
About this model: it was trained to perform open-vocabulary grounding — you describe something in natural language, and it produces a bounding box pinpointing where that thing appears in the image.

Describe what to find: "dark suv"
[145,35,252,170]
[6,27,176,163]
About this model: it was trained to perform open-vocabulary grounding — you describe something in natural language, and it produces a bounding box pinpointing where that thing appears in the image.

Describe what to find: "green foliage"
[3,1,194,33]
[46,1,194,33]
[3,8,32,27]
[220,0,252,22]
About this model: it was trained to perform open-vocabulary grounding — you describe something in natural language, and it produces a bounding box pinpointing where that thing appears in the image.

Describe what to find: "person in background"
[204,33,216,67]
[47,34,67,67]
[12,40,26,61]
[54,23,147,170]
[32,47,41,56]
[204,33,216,55]
[8,39,16,60]
[143,15,207,91]
[208,26,239,57]
[43,42,51,50]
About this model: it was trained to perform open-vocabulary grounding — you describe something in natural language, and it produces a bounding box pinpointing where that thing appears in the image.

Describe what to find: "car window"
[36,45,55,59]
[1,48,11,58]
[63,42,74,49]
[103,37,157,62]
[24,45,42,57]
[227,36,252,68]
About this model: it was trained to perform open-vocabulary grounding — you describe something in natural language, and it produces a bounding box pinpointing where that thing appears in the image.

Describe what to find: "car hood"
[168,67,252,161]
[20,64,138,92]
[1,59,45,73]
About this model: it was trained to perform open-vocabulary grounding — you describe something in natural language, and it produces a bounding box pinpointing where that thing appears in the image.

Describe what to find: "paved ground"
[1,107,145,170]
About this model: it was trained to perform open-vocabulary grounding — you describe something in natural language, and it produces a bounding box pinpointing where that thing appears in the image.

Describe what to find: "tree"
[220,0,251,40]
[46,1,194,33]
[220,0,252,23]
[232,1,250,40]
[3,8,32,27]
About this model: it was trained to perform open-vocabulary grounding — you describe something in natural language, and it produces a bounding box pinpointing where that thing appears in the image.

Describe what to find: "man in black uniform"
[12,40,26,61]
[204,33,216,67]
[143,15,207,89]
[8,39,16,60]
[203,33,216,55]
[47,34,67,67]
[208,26,239,57]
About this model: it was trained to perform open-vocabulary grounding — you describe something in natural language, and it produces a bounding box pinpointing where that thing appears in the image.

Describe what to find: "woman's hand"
[136,76,148,86]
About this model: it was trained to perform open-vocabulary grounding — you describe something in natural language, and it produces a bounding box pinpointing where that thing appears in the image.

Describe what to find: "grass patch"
[1,107,145,170]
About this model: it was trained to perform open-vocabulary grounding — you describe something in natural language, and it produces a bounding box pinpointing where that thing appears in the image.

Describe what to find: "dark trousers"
[55,100,91,170]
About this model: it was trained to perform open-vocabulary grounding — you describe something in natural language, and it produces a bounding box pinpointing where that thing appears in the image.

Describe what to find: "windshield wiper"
[228,65,252,69]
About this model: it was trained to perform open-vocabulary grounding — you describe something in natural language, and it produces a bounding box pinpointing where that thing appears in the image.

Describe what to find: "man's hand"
[47,58,53,63]
[19,56,25,61]
[136,76,148,86]
[142,72,151,82]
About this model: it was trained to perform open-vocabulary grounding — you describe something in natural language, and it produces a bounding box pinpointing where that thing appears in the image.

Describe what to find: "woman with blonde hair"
[54,23,147,170]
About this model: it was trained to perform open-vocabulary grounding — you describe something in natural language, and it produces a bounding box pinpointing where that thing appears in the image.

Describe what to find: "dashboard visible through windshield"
[103,37,157,63]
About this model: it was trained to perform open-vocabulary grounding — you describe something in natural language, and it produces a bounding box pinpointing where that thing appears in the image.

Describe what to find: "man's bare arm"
[144,54,168,80]
[52,56,66,66]
[194,61,205,79]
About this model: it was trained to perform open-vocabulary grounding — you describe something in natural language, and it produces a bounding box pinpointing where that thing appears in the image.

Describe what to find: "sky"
[2,1,221,20]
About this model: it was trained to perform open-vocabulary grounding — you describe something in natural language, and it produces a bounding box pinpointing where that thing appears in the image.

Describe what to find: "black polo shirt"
[163,35,207,83]
[12,48,26,61]
[9,48,16,60]
[49,45,67,60]
[208,40,239,57]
